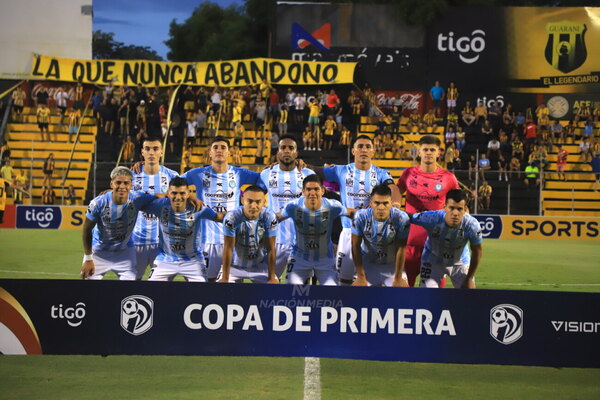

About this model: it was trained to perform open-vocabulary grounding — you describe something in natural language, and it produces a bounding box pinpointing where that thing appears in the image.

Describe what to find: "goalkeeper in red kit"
[397,135,459,287]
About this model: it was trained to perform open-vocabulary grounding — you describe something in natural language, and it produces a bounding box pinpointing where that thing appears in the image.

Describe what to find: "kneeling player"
[409,190,482,288]
[145,177,222,282]
[219,186,279,284]
[351,185,410,287]
[82,167,156,280]
[279,174,353,286]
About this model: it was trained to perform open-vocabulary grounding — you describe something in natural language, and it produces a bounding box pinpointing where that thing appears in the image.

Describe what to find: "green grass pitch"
[0,229,598,399]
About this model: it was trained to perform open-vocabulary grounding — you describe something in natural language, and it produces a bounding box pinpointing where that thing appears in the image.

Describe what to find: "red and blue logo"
[291,23,331,51]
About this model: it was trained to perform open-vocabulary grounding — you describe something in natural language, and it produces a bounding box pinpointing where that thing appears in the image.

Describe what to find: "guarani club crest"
[545,21,587,74]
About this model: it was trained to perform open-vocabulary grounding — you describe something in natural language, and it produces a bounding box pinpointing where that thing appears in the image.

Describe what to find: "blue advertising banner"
[0,280,598,367]
[15,206,62,229]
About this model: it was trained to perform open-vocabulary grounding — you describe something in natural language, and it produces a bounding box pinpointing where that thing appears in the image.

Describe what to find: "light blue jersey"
[257,165,315,244]
[410,210,483,266]
[351,208,410,265]
[143,199,217,262]
[131,165,179,245]
[223,206,278,269]
[86,191,155,252]
[182,165,259,244]
[323,163,394,228]
[282,197,347,262]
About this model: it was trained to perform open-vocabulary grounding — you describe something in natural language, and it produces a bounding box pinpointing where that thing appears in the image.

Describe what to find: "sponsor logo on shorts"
[121,295,154,336]
[490,304,523,345]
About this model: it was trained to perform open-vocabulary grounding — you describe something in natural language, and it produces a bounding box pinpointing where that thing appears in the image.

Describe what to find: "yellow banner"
[59,206,87,230]
[30,55,357,87]
[501,216,599,240]
[504,7,600,93]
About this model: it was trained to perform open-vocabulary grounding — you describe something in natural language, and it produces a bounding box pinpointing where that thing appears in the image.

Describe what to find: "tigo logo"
[490,304,523,345]
[476,215,503,239]
[16,206,62,229]
[121,295,153,336]
[292,23,330,51]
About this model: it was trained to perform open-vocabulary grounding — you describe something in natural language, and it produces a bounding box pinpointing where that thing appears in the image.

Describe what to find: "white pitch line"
[304,357,321,400]
[0,269,78,276]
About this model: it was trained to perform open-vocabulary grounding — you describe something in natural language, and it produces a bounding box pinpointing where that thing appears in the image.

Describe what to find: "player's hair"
[419,135,441,147]
[278,134,298,147]
[302,174,323,188]
[110,166,133,180]
[142,136,162,146]
[210,136,230,148]
[244,185,266,195]
[445,189,468,204]
[352,135,373,147]
[169,177,189,187]
[371,184,392,197]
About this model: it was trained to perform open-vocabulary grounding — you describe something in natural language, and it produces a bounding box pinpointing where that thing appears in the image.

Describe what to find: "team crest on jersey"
[345,169,354,186]
[101,205,111,224]
[160,175,169,192]
[370,169,378,186]
[160,209,169,226]
[322,211,329,221]
[229,180,236,188]
[431,227,441,238]
[409,178,418,188]
[435,183,443,192]
[202,177,211,188]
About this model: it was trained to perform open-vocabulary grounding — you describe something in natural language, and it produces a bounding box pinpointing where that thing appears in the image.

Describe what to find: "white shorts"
[363,262,396,287]
[275,242,293,278]
[204,243,224,279]
[148,259,207,282]
[88,247,136,281]
[134,244,159,280]
[420,260,469,288]
[219,264,268,283]
[447,99,457,108]
[285,257,338,286]
[336,228,355,282]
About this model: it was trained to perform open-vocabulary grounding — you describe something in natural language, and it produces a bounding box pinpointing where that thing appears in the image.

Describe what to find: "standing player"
[258,134,315,278]
[351,185,410,287]
[181,136,260,281]
[131,137,179,280]
[397,135,459,287]
[144,177,221,282]
[278,174,353,286]
[310,135,401,285]
[81,167,156,280]
[219,186,279,284]
[409,190,483,288]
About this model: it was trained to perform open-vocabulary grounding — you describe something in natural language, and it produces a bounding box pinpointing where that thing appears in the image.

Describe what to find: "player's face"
[168,185,190,212]
[141,141,163,166]
[419,144,440,166]
[209,141,230,164]
[242,190,265,219]
[352,139,375,163]
[302,182,324,209]
[110,175,132,203]
[444,199,467,228]
[277,139,298,166]
[370,194,392,221]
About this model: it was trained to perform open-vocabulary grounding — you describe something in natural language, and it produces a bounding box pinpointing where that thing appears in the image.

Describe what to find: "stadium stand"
[4,105,96,205]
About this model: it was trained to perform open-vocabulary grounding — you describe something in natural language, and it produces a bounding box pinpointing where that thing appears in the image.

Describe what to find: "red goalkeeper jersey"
[397,166,459,246]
